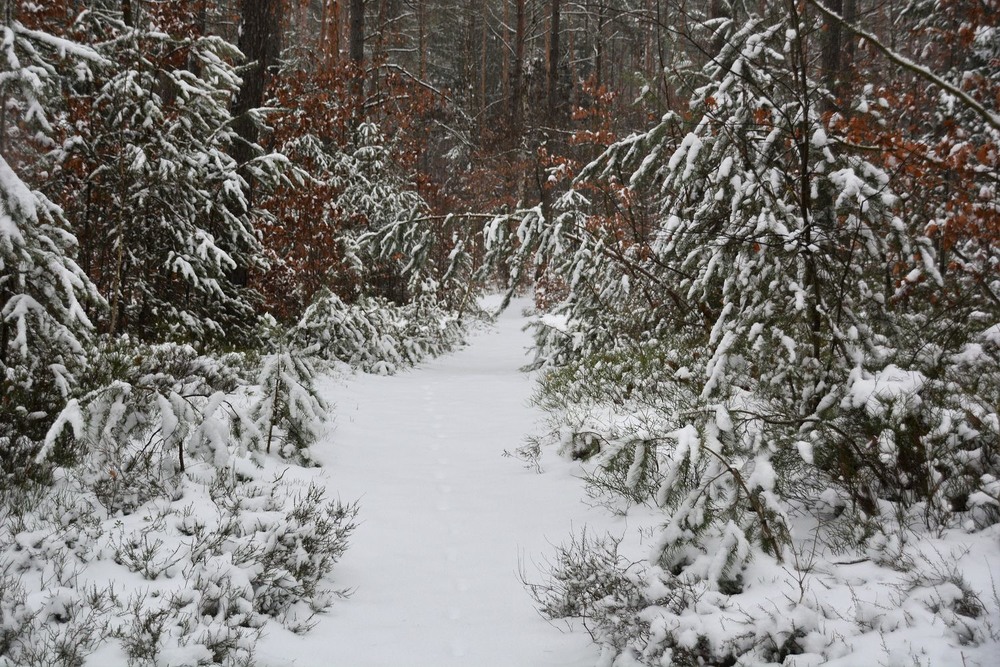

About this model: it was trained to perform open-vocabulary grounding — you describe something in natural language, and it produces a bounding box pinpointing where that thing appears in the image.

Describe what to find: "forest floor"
[255,297,613,666]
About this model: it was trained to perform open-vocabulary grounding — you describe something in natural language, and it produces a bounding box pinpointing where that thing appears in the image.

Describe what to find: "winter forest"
[1,0,999,664]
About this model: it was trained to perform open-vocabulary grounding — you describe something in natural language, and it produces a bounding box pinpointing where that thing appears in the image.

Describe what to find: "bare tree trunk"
[463,0,476,108]
[349,0,365,123]
[374,0,389,65]
[122,0,134,27]
[654,0,670,105]
[501,0,510,101]
[820,0,849,106]
[232,0,281,166]
[567,25,576,109]
[595,0,605,88]
[350,0,364,63]
[108,215,125,336]
[320,0,341,64]
[418,0,427,78]
[709,0,729,55]
[347,0,365,118]
[510,0,525,138]
[547,0,560,119]
[229,0,280,291]
[479,0,488,117]
[843,0,856,80]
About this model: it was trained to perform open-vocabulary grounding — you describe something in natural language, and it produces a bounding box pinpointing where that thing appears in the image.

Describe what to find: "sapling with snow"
[247,341,327,460]
[293,289,465,374]
[39,339,250,512]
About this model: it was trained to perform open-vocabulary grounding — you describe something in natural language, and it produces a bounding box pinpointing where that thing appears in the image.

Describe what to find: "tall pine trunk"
[232,0,281,168]
[510,0,525,139]
[547,0,560,120]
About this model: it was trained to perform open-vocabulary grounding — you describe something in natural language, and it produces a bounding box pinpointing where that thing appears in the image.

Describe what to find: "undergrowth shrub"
[1,319,357,665]
[527,523,1000,666]
[38,333,333,516]
[0,563,116,667]
[0,458,357,666]
[35,339,251,513]
[293,289,464,374]
[526,320,1000,665]
[198,471,358,625]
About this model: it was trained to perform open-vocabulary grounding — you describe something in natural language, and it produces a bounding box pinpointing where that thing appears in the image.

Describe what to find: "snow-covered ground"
[256,298,613,666]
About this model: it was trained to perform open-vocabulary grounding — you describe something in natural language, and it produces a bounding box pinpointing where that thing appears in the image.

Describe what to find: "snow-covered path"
[256,299,609,667]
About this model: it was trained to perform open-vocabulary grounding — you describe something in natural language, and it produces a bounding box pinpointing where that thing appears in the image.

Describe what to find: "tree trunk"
[350,0,365,110]
[595,1,605,88]
[510,0,525,138]
[479,0,488,117]
[418,0,427,78]
[320,0,341,65]
[709,0,729,55]
[229,0,280,291]
[819,0,857,108]
[463,0,476,108]
[820,0,842,102]
[232,0,281,167]
[501,0,509,102]
[547,0,561,120]
[108,220,125,336]
[350,0,364,63]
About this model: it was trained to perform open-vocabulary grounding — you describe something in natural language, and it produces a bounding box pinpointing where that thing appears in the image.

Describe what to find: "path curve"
[256,298,607,667]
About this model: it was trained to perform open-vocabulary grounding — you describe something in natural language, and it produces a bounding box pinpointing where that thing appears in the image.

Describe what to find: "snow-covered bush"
[38,339,252,513]
[0,483,116,667]
[105,469,358,664]
[0,577,115,667]
[530,525,1000,666]
[347,123,478,310]
[293,289,465,374]
[818,321,1000,528]
[245,342,328,463]
[195,472,357,624]
[0,456,357,666]
[39,329,336,514]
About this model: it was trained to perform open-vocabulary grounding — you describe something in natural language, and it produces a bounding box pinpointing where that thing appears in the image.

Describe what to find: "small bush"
[293,290,464,374]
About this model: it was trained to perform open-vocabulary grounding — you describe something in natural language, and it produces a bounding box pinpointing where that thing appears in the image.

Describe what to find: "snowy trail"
[256,299,610,667]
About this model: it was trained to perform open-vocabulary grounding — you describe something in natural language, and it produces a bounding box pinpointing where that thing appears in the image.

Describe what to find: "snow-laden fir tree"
[0,5,103,483]
[507,4,1000,664]
[349,122,481,311]
[48,6,284,345]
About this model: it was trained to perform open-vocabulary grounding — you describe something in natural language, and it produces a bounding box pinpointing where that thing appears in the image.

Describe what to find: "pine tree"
[0,3,103,482]
[49,6,283,345]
